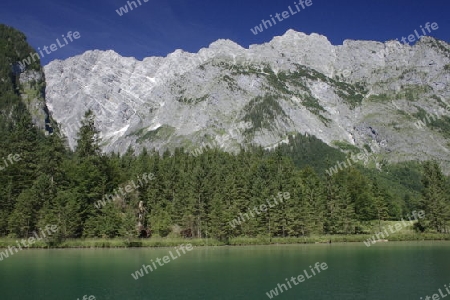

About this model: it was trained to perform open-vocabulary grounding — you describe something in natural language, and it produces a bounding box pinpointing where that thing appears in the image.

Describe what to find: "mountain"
[1,24,449,241]
[0,25,49,132]
[43,30,450,172]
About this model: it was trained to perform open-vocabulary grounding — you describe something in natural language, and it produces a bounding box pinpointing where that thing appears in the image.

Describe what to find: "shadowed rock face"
[44,30,450,172]
[18,69,49,132]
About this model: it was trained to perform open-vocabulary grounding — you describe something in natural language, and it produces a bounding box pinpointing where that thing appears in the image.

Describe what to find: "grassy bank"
[0,233,449,249]
[228,233,450,245]
[1,220,448,248]
[0,237,226,249]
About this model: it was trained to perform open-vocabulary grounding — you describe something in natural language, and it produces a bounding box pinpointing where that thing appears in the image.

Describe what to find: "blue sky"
[1,0,449,65]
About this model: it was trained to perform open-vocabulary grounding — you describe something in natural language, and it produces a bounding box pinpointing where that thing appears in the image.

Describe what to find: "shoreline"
[0,233,449,249]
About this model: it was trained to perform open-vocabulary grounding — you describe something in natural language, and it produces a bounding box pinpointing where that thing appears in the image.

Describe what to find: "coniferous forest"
[1,24,450,245]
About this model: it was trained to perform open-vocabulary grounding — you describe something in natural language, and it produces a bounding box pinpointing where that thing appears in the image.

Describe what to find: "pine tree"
[420,161,450,232]
[371,181,390,232]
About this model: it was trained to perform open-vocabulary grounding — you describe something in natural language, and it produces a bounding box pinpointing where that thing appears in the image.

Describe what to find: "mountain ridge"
[42,29,450,172]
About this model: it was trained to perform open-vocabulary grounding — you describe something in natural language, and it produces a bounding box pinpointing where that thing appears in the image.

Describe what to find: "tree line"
[1,109,449,242]
[0,24,449,243]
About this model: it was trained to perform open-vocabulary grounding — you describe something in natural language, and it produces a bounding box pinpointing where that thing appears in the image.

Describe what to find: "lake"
[1,242,449,299]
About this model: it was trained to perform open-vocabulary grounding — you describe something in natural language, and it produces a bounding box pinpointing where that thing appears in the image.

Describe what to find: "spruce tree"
[420,161,450,232]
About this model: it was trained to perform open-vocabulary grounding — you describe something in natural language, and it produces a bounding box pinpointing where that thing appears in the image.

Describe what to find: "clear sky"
[1,0,449,65]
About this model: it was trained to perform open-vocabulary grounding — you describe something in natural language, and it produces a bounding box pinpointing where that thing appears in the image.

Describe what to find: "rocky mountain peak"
[43,30,450,172]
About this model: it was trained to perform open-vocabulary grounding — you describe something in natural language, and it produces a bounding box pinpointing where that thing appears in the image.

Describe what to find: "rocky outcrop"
[43,30,450,172]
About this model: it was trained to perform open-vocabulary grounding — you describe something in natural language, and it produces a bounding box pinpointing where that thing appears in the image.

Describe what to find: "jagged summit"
[208,39,243,50]
[43,30,450,172]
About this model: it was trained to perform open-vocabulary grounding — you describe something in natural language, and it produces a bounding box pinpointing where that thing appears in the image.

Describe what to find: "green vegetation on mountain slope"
[0,25,449,246]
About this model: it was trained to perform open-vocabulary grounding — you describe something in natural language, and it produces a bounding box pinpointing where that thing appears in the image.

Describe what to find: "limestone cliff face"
[19,69,49,131]
[0,25,50,134]
[43,30,450,171]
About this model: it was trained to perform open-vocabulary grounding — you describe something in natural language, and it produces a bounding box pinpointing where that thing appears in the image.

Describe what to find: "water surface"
[1,242,449,299]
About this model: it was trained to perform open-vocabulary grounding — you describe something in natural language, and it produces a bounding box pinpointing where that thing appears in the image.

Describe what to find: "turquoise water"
[0,242,449,299]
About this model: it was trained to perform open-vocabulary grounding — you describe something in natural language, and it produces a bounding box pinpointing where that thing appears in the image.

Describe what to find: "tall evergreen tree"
[420,161,450,232]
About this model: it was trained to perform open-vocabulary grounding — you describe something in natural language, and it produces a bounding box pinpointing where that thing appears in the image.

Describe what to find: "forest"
[0,107,449,243]
[1,24,449,245]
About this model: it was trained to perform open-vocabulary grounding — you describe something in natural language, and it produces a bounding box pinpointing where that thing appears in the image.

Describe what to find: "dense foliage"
[0,24,449,244]
[0,106,449,242]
